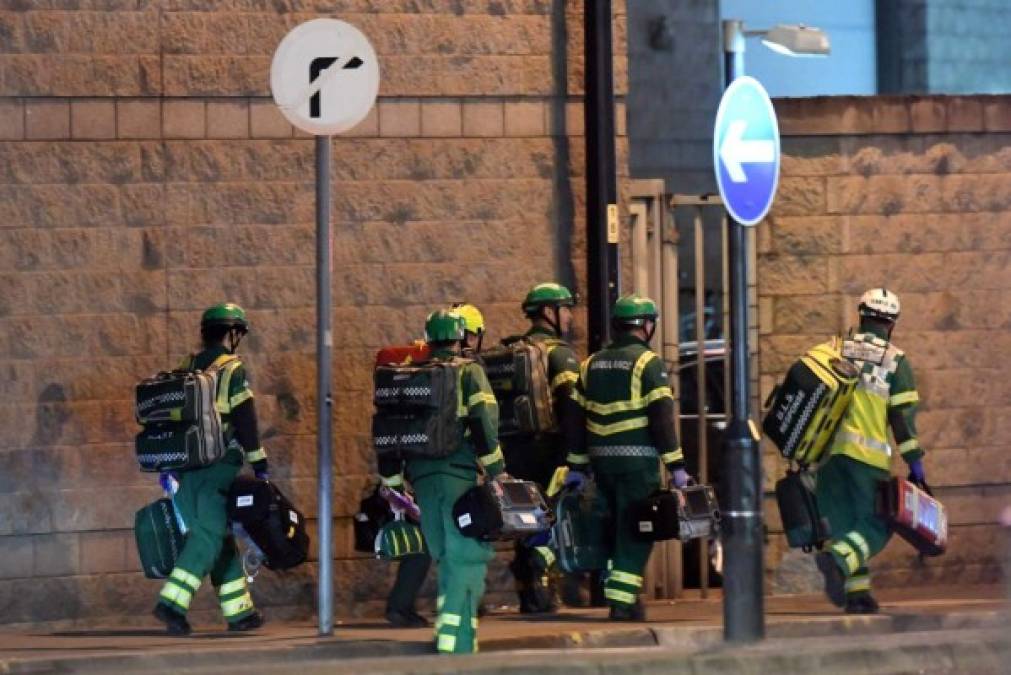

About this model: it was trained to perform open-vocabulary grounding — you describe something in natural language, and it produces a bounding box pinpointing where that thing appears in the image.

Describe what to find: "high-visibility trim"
[478,445,504,467]
[535,546,556,569]
[215,359,242,414]
[437,634,457,653]
[630,351,656,401]
[221,593,254,618]
[571,388,587,407]
[586,416,649,436]
[218,578,247,596]
[579,358,590,385]
[836,430,892,456]
[609,570,643,587]
[898,438,920,454]
[551,371,579,390]
[467,392,498,409]
[440,613,462,627]
[437,594,445,611]
[830,540,861,575]
[170,567,201,590]
[589,445,656,458]
[229,389,253,408]
[471,618,479,629]
[889,390,919,407]
[566,452,590,465]
[844,531,871,561]
[160,583,194,610]
[661,448,685,465]
[244,447,267,463]
[380,473,404,488]
[579,385,673,415]
[845,575,871,594]
[604,588,637,605]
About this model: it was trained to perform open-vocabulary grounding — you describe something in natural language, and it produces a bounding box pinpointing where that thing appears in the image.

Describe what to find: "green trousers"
[816,454,892,596]
[413,471,493,654]
[594,464,660,608]
[387,552,432,614]
[157,456,256,624]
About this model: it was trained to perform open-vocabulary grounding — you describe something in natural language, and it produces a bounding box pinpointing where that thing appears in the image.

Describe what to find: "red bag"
[376,341,430,366]
[876,477,947,556]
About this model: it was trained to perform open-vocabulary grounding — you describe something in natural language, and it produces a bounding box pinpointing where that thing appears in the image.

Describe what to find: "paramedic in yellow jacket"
[815,289,926,614]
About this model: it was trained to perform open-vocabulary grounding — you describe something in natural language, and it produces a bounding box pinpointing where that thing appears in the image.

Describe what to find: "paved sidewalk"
[0,585,1006,674]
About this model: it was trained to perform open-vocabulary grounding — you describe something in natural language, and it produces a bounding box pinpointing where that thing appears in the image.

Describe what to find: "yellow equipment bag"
[762,339,859,467]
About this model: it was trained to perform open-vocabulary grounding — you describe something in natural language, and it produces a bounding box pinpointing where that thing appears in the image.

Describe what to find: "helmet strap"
[227,327,244,353]
[644,320,657,344]
[547,305,562,337]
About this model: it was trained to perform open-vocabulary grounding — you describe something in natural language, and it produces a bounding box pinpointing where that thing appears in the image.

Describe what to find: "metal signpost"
[270,18,379,637]
[713,71,780,643]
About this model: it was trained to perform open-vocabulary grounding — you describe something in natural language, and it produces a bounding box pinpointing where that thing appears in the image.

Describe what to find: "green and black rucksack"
[482,335,555,437]
[134,354,238,472]
[372,357,467,460]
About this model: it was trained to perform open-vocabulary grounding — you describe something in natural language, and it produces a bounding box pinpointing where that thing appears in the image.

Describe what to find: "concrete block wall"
[760,94,1011,592]
[0,1,630,625]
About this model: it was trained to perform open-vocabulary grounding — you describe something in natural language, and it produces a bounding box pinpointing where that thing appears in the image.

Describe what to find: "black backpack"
[372,358,467,460]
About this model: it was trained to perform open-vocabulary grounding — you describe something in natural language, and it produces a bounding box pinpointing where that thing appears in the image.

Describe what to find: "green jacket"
[830,323,923,470]
[182,345,266,466]
[381,348,505,486]
[568,334,683,474]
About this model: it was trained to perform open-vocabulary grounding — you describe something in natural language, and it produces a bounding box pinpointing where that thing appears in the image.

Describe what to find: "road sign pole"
[316,134,334,636]
[720,18,765,644]
[270,18,379,638]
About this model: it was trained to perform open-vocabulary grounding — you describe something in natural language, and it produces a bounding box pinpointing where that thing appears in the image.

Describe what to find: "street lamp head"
[761,24,830,57]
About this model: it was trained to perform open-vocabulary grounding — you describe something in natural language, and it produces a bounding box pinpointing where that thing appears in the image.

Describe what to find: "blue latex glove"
[670,468,691,490]
[563,469,588,491]
[252,460,269,482]
[158,471,178,495]
[907,458,926,485]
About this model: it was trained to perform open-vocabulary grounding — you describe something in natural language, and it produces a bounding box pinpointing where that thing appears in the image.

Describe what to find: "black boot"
[589,571,608,608]
[228,610,264,632]
[844,592,880,614]
[153,603,192,636]
[815,551,847,608]
[386,608,429,628]
[608,600,646,622]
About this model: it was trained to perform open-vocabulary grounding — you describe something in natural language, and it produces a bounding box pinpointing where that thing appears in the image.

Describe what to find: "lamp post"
[720,19,829,645]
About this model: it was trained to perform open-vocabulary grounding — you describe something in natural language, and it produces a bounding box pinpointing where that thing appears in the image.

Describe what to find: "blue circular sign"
[713,76,780,226]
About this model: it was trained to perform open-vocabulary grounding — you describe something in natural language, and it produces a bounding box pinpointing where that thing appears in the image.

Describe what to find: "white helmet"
[858,288,900,322]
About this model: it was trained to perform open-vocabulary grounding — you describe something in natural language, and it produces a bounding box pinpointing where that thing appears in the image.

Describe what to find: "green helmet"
[612,294,659,326]
[375,519,427,559]
[424,310,466,343]
[200,303,249,332]
[522,282,575,315]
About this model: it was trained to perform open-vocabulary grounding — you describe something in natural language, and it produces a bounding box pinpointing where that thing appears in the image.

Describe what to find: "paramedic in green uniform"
[379,310,506,654]
[153,303,267,635]
[815,289,927,614]
[565,294,689,621]
[502,283,581,613]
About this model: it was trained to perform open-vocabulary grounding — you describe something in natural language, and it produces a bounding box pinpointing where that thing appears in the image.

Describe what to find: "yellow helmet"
[451,303,485,336]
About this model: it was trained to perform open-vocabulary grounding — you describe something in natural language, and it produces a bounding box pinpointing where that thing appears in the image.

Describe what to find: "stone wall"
[760,94,1011,592]
[0,1,629,625]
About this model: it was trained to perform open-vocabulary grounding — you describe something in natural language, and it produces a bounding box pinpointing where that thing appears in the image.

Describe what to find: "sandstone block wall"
[0,1,629,625]
[761,95,1011,592]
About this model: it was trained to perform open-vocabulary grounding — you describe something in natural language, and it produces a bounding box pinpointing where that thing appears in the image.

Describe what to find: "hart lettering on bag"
[639,521,654,533]
[458,513,472,527]
[236,495,254,508]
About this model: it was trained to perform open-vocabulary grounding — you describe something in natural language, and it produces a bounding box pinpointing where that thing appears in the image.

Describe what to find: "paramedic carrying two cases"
[564,294,691,621]
[815,288,926,614]
[154,303,267,635]
[379,309,506,654]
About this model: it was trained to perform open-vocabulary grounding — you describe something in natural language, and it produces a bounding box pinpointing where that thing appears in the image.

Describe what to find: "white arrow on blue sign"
[713,76,781,226]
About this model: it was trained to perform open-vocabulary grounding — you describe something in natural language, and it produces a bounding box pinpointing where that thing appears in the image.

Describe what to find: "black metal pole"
[584,0,620,352]
[720,19,765,644]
